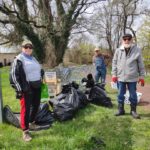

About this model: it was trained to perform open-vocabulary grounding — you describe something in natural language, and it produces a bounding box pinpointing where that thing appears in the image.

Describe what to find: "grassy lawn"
[0,67,150,150]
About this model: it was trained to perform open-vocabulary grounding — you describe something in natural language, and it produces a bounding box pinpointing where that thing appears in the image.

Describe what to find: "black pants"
[20,86,41,131]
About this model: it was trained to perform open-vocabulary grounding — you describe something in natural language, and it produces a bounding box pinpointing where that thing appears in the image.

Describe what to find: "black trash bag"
[77,90,88,109]
[57,85,80,110]
[81,73,95,88]
[57,94,68,101]
[94,84,107,97]
[68,82,86,109]
[3,105,20,128]
[51,87,80,121]
[3,103,54,129]
[34,103,54,126]
[89,86,113,108]
[61,81,79,94]
[61,83,71,94]
[68,88,80,110]
[71,81,79,89]
[53,103,76,121]
[95,83,106,91]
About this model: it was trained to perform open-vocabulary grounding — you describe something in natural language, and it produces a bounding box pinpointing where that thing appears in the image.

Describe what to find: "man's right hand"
[112,77,118,83]
[16,91,23,99]
[138,79,145,87]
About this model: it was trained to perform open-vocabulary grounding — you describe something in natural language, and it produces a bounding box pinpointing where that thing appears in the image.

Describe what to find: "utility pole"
[0,71,3,123]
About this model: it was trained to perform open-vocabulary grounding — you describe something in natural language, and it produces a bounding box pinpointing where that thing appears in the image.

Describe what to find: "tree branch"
[56,0,65,17]
[0,19,11,25]
[0,2,46,28]
[0,40,11,45]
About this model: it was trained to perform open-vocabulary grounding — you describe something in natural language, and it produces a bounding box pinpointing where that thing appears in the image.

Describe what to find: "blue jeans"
[95,67,106,83]
[117,81,137,105]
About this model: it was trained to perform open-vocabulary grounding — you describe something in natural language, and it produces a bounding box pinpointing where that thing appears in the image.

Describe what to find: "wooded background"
[0,0,150,70]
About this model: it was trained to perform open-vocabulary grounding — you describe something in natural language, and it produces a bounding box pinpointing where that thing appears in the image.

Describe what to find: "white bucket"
[124,91,142,104]
[110,82,118,90]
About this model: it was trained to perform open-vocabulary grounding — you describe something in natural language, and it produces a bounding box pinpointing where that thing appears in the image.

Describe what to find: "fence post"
[0,71,3,123]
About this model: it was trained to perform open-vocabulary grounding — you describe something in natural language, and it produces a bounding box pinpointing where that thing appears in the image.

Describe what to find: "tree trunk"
[55,38,69,65]
[44,40,57,68]
[44,34,69,67]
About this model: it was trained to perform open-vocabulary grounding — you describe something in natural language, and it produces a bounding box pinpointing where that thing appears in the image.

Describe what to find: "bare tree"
[118,0,140,40]
[89,0,143,54]
[0,0,104,67]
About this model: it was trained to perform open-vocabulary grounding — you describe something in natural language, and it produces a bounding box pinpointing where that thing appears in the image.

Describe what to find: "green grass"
[0,67,150,149]
[145,75,150,84]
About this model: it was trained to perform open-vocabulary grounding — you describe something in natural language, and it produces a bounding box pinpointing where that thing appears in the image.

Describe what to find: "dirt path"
[106,75,150,111]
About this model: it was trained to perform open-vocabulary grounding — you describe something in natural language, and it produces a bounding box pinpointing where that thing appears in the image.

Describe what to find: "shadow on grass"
[80,116,133,150]
[139,113,150,118]
[138,101,150,106]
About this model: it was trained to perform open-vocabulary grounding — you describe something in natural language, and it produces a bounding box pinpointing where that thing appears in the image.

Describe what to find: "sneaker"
[23,131,32,142]
[29,122,41,131]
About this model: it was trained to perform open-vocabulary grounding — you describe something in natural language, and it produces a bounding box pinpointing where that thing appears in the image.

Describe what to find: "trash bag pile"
[34,103,54,126]
[3,73,112,128]
[49,81,88,121]
[3,103,54,129]
[81,73,113,108]
[49,74,112,121]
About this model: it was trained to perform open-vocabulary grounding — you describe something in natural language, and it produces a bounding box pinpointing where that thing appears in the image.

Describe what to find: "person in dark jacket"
[10,40,44,142]
[92,47,107,84]
[112,33,145,119]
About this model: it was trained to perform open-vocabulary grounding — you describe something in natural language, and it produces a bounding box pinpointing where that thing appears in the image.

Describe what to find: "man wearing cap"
[10,40,44,141]
[92,47,107,84]
[112,33,145,119]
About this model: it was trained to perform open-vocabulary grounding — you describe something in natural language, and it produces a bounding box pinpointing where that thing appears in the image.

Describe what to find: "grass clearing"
[0,67,150,149]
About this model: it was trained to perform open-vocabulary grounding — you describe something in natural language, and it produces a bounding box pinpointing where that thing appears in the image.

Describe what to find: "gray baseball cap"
[122,33,132,39]
[22,40,33,46]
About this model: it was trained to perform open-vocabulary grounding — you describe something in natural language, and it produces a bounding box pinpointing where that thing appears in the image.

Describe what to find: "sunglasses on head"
[23,45,33,49]
[123,38,131,41]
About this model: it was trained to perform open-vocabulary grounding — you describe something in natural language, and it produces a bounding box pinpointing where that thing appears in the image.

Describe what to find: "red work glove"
[138,79,145,87]
[112,77,118,83]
